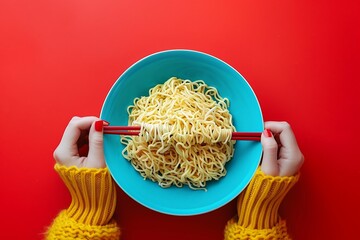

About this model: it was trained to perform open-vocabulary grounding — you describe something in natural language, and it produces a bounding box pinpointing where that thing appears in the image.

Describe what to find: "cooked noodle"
[121,77,236,190]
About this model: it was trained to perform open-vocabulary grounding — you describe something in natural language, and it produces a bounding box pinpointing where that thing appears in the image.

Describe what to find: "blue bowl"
[100,49,263,216]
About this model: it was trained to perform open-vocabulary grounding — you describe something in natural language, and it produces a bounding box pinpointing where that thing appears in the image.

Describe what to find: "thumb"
[260,129,279,176]
[87,120,108,168]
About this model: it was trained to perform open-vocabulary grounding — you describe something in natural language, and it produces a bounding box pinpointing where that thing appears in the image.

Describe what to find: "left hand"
[53,116,108,168]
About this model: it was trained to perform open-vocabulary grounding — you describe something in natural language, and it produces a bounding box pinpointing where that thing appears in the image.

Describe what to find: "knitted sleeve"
[224,168,300,240]
[45,164,121,240]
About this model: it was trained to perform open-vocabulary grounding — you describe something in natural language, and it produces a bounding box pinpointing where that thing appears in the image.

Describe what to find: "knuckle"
[280,121,291,129]
[298,153,305,165]
[68,116,81,128]
[53,147,72,165]
[263,142,278,152]
[69,116,80,124]
[53,148,61,161]
[291,151,304,168]
[90,135,103,148]
[92,138,103,147]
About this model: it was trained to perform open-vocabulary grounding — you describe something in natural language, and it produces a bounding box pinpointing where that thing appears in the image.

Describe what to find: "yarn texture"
[45,165,299,239]
[45,164,121,239]
[224,168,299,239]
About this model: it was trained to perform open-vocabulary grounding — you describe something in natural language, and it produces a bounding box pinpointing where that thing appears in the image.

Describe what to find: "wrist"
[237,168,299,229]
[54,164,117,225]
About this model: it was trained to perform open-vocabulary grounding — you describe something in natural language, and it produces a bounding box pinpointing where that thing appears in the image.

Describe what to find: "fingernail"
[264,129,272,137]
[95,120,104,132]
[103,120,110,126]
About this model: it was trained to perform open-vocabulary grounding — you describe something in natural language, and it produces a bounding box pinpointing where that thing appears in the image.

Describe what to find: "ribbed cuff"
[54,164,117,226]
[236,168,300,229]
[224,217,291,240]
[46,210,120,240]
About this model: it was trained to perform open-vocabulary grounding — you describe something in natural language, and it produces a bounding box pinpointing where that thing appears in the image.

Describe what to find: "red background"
[1,1,359,239]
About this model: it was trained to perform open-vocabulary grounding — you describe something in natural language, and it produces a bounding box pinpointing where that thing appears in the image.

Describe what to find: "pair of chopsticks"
[103,126,261,141]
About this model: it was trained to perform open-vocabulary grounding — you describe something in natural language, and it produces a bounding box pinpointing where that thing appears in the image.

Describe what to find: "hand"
[260,121,304,176]
[53,116,108,168]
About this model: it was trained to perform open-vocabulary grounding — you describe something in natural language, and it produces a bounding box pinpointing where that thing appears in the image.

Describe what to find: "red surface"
[1,1,359,239]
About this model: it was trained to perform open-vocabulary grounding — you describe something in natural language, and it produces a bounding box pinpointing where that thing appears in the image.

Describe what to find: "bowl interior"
[100,50,263,216]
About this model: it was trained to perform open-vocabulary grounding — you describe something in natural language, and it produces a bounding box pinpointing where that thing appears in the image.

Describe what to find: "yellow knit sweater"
[45,164,121,239]
[46,165,298,240]
[224,168,299,239]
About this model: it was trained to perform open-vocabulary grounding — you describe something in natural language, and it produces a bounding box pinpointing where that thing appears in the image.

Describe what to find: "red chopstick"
[103,126,261,141]
[232,132,261,141]
[103,125,141,136]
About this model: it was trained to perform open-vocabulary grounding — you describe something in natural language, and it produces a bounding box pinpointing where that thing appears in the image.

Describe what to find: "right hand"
[260,121,304,176]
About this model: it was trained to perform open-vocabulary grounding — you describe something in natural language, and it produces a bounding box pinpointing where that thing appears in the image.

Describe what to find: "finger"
[260,129,280,176]
[264,121,299,152]
[54,116,98,164]
[86,120,108,168]
[60,116,98,149]
[265,121,304,176]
